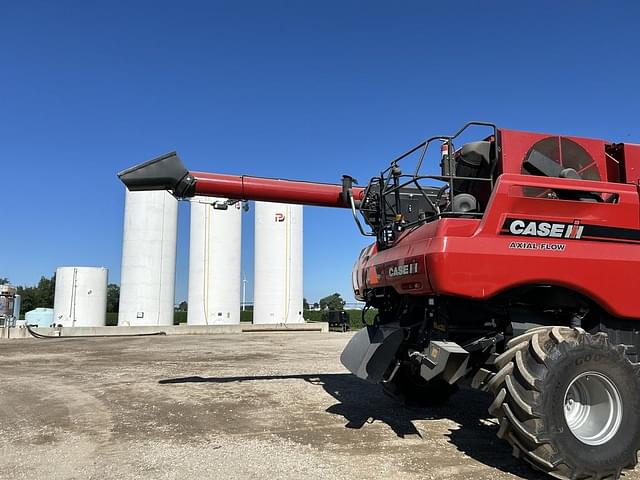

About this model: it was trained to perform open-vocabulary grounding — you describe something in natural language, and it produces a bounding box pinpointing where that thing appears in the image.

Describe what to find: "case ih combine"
[119,122,640,479]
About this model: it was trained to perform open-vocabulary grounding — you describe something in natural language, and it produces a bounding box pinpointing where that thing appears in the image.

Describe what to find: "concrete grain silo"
[253,202,304,324]
[118,189,178,326]
[187,196,242,325]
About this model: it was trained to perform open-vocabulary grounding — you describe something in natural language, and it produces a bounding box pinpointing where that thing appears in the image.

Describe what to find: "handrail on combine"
[356,121,497,243]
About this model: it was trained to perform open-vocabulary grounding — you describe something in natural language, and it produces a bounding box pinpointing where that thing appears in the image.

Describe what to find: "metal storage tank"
[53,267,108,327]
[118,189,178,326]
[25,308,54,327]
[13,294,21,322]
[188,196,242,325]
[253,202,304,324]
[0,284,17,325]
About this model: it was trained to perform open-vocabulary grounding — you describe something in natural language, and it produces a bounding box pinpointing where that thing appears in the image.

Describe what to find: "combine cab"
[120,122,640,479]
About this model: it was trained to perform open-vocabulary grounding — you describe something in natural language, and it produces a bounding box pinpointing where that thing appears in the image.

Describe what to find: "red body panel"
[499,129,609,178]
[616,143,640,184]
[355,173,640,319]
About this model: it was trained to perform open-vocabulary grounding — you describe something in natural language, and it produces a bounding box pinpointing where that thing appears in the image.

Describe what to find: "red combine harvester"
[119,122,640,479]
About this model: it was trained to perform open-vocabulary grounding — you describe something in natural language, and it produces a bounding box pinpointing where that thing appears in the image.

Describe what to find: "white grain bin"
[187,197,242,325]
[253,202,304,324]
[53,267,108,327]
[118,189,178,326]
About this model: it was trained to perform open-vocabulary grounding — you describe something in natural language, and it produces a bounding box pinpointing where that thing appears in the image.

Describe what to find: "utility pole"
[242,274,247,311]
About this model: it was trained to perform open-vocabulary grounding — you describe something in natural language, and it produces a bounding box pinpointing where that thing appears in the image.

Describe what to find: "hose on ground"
[26,324,166,339]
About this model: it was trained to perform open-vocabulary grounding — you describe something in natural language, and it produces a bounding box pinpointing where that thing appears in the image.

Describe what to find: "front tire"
[488,327,640,479]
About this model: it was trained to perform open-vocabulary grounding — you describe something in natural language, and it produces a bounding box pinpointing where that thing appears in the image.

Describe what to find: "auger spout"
[118,152,364,208]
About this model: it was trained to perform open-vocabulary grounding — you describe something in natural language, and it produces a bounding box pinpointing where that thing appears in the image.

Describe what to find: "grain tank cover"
[118,151,196,198]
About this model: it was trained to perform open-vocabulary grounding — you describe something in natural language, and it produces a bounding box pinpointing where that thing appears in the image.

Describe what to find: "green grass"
[174,311,187,325]
[106,312,118,326]
[303,309,376,329]
[104,309,375,329]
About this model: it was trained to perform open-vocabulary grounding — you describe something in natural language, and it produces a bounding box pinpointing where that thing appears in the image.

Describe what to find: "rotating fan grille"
[521,137,599,197]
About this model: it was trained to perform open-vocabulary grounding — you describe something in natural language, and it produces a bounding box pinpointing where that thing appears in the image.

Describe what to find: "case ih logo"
[503,219,584,239]
[274,213,285,222]
[388,262,419,277]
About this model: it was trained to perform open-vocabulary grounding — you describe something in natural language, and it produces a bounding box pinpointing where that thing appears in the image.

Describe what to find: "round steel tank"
[253,202,304,324]
[53,267,108,327]
[188,197,242,325]
[13,294,21,322]
[25,308,54,327]
[0,284,17,323]
[118,189,178,326]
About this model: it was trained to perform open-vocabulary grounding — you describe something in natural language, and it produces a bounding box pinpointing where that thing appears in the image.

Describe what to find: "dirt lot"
[0,332,636,480]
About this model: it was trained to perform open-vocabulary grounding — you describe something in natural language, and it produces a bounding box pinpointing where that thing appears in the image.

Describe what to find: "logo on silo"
[275,213,286,222]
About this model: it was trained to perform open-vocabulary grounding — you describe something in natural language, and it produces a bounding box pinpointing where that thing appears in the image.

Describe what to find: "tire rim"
[563,371,623,446]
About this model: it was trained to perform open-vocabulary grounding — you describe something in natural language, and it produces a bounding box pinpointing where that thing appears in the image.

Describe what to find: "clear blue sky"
[2,1,639,304]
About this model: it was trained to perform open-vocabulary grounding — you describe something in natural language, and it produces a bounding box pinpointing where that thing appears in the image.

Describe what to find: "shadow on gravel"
[159,373,545,479]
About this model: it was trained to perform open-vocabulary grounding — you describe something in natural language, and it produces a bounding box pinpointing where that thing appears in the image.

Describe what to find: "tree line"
[1,275,347,316]
[304,292,346,311]
[175,293,347,313]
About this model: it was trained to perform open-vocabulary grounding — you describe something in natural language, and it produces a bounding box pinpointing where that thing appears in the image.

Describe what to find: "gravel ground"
[0,332,636,480]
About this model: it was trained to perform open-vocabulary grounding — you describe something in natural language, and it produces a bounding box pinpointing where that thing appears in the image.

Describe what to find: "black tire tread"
[494,341,528,369]
[490,326,639,480]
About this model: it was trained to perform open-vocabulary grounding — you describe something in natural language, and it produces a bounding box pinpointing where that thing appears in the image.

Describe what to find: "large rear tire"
[489,326,640,479]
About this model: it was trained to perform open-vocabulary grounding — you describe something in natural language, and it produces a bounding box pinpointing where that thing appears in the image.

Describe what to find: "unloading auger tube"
[117,151,366,208]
